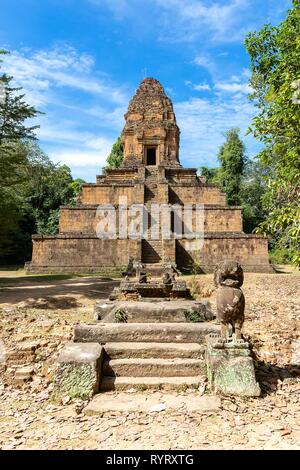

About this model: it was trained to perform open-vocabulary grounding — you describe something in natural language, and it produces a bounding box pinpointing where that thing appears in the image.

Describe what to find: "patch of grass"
[0,274,74,286]
[184,309,203,323]
[269,248,292,265]
[114,308,128,323]
[178,383,188,392]
[136,384,147,392]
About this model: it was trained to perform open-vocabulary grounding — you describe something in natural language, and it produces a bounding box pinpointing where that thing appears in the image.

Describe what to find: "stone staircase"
[101,344,206,391]
[74,321,219,391]
[142,239,162,264]
[144,166,159,204]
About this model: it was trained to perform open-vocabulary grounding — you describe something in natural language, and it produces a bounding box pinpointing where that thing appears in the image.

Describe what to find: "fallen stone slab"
[84,392,221,415]
[74,322,220,344]
[94,299,214,323]
[53,342,103,400]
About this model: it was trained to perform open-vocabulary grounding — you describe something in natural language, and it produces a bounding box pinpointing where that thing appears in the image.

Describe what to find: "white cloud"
[174,92,259,167]
[214,82,252,93]
[193,55,216,74]
[154,0,250,43]
[1,44,129,179]
[50,147,111,167]
[89,0,131,19]
[3,45,128,107]
[185,80,211,91]
[194,83,211,91]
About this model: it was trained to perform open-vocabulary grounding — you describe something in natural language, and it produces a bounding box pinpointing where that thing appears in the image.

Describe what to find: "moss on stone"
[53,363,98,401]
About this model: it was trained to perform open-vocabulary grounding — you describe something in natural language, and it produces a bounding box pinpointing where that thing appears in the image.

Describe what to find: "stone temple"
[27,78,271,273]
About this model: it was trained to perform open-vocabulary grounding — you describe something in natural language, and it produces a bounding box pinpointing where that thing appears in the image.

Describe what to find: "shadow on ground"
[0,276,120,309]
[255,359,300,396]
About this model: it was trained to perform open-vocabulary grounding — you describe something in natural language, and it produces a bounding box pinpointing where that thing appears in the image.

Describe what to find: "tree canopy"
[105,137,124,169]
[0,50,85,263]
[245,0,300,265]
[217,128,246,206]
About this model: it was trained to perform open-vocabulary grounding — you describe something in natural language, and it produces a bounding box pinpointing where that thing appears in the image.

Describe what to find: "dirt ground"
[0,267,299,450]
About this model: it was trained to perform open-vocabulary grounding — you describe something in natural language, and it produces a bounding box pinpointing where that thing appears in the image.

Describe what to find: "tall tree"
[217,128,246,205]
[245,0,300,265]
[239,159,267,233]
[0,50,40,144]
[0,141,85,263]
[0,50,40,257]
[105,137,123,169]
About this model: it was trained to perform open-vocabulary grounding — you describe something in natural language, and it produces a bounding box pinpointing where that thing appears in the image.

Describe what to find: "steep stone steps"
[142,239,162,264]
[100,375,203,392]
[104,342,205,359]
[74,322,219,344]
[103,357,206,377]
[144,185,158,203]
[74,320,219,393]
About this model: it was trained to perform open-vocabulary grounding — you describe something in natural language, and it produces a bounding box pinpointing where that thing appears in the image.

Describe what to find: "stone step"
[74,322,220,344]
[100,375,204,391]
[95,300,212,323]
[104,342,205,359]
[103,358,206,377]
[142,239,162,264]
[85,392,221,415]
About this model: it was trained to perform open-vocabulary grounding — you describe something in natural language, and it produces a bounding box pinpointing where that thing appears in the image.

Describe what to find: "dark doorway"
[146,147,156,165]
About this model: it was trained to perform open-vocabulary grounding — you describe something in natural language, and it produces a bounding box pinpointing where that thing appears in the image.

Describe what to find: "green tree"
[105,137,123,169]
[0,51,40,258]
[0,141,85,263]
[217,128,246,205]
[240,159,267,233]
[199,166,220,184]
[245,0,300,265]
[0,51,85,263]
[21,141,83,235]
[0,51,40,144]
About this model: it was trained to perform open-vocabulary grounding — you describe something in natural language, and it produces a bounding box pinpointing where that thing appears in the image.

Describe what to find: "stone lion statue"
[214,260,245,340]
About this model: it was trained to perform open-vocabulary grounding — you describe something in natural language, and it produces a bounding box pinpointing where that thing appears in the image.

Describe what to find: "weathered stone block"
[53,343,103,400]
[94,299,213,323]
[206,335,260,397]
[14,366,34,385]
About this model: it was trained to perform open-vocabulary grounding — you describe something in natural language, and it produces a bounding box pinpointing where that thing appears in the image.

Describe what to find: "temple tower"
[121,78,181,168]
[27,77,272,274]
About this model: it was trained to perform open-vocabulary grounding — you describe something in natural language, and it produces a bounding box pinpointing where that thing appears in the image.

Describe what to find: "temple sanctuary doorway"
[146,147,157,165]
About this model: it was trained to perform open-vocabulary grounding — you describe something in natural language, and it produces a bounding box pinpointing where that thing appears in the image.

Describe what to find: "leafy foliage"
[0,52,85,263]
[199,133,266,234]
[239,159,267,233]
[199,166,220,184]
[105,137,123,169]
[0,141,85,263]
[0,50,40,143]
[245,0,300,265]
[217,128,246,205]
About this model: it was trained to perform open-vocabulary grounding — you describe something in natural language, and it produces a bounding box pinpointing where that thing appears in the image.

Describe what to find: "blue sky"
[1,0,292,181]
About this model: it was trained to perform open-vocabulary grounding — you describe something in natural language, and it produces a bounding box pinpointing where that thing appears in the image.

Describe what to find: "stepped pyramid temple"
[27,78,271,273]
